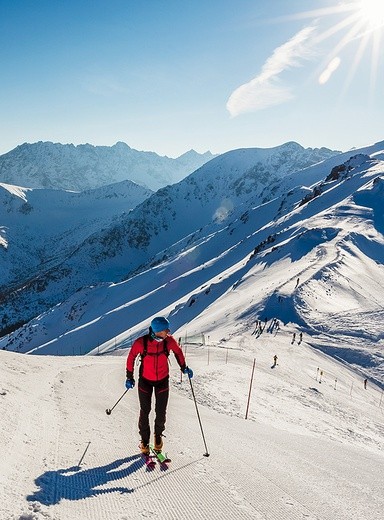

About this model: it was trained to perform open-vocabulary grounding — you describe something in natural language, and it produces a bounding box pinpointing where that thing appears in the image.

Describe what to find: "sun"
[271,0,384,91]
[357,0,384,31]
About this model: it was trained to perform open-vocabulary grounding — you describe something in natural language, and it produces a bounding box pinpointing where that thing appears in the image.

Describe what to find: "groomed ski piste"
[1,322,383,520]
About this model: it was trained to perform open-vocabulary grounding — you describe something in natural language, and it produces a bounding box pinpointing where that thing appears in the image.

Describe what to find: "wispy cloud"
[226,25,316,117]
[318,56,341,84]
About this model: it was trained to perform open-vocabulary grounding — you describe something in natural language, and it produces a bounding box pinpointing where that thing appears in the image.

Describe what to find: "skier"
[125,316,193,456]
[272,354,278,367]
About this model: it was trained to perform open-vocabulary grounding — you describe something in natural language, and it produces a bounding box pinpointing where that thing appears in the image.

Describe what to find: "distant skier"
[251,320,259,335]
[299,332,303,343]
[272,354,278,367]
[295,277,300,288]
[364,378,367,389]
[291,332,296,344]
[125,316,193,455]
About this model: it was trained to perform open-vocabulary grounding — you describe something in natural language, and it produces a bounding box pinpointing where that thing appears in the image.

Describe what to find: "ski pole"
[105,389,129,415]
[188,375,210,457]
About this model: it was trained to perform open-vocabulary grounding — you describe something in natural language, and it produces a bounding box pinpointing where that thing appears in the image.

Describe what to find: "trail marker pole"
[245,358,256,420]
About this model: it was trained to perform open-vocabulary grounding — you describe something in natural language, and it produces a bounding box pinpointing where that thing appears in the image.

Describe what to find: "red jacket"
[126,334,186,382]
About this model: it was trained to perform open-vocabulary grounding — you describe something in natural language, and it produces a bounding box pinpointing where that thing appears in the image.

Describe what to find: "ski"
[149,444,171,463]
[143,453,156,468]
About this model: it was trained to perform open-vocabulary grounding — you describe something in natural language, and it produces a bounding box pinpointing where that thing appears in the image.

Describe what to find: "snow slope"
[1,323,383,520]
[2,147,383,387]
[0,141,345,331]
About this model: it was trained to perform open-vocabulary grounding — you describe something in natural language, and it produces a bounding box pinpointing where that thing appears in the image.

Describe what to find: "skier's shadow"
[27,454,144,505]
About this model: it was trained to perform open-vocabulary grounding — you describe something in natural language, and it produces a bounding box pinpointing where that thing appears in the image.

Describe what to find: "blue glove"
[183,366,193,379]
[125,378,135,390]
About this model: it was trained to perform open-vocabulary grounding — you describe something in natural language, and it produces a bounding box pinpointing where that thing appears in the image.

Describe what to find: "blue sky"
[1,0,383,157]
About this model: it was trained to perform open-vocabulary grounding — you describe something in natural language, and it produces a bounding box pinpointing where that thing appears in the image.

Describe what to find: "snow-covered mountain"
[0,180,152,309]
[0,141,216,191]
[1,140,383,386]
[0,142,340,331]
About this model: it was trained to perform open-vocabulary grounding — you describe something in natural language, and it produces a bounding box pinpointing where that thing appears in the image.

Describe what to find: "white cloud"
[226,25,316,117]
[318,56,341,84]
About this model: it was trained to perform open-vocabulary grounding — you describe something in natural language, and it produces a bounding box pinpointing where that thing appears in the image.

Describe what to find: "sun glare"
[358,0,384,30]
[272,0,384,93]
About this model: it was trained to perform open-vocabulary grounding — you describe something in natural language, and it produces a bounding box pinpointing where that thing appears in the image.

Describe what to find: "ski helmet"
[150,316,170,333]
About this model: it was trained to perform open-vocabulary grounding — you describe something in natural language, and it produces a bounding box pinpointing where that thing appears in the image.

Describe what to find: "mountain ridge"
[0,141,217,191]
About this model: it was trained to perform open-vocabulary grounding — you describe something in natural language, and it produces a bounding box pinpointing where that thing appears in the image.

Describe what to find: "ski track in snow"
[1,340,384,520]
[2,356,262,520]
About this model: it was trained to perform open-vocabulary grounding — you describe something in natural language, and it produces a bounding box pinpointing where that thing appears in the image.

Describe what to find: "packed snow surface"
[1,324,383,519]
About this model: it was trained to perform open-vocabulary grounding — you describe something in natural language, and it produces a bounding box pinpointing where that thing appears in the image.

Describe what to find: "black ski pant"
[138,376,169,445]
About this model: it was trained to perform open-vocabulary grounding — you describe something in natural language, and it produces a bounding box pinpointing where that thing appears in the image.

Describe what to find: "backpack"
[138,334,170,377]
[141,333,169,358]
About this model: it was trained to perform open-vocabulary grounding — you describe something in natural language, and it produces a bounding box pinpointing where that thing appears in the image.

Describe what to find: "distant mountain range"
[0,141,216,191]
